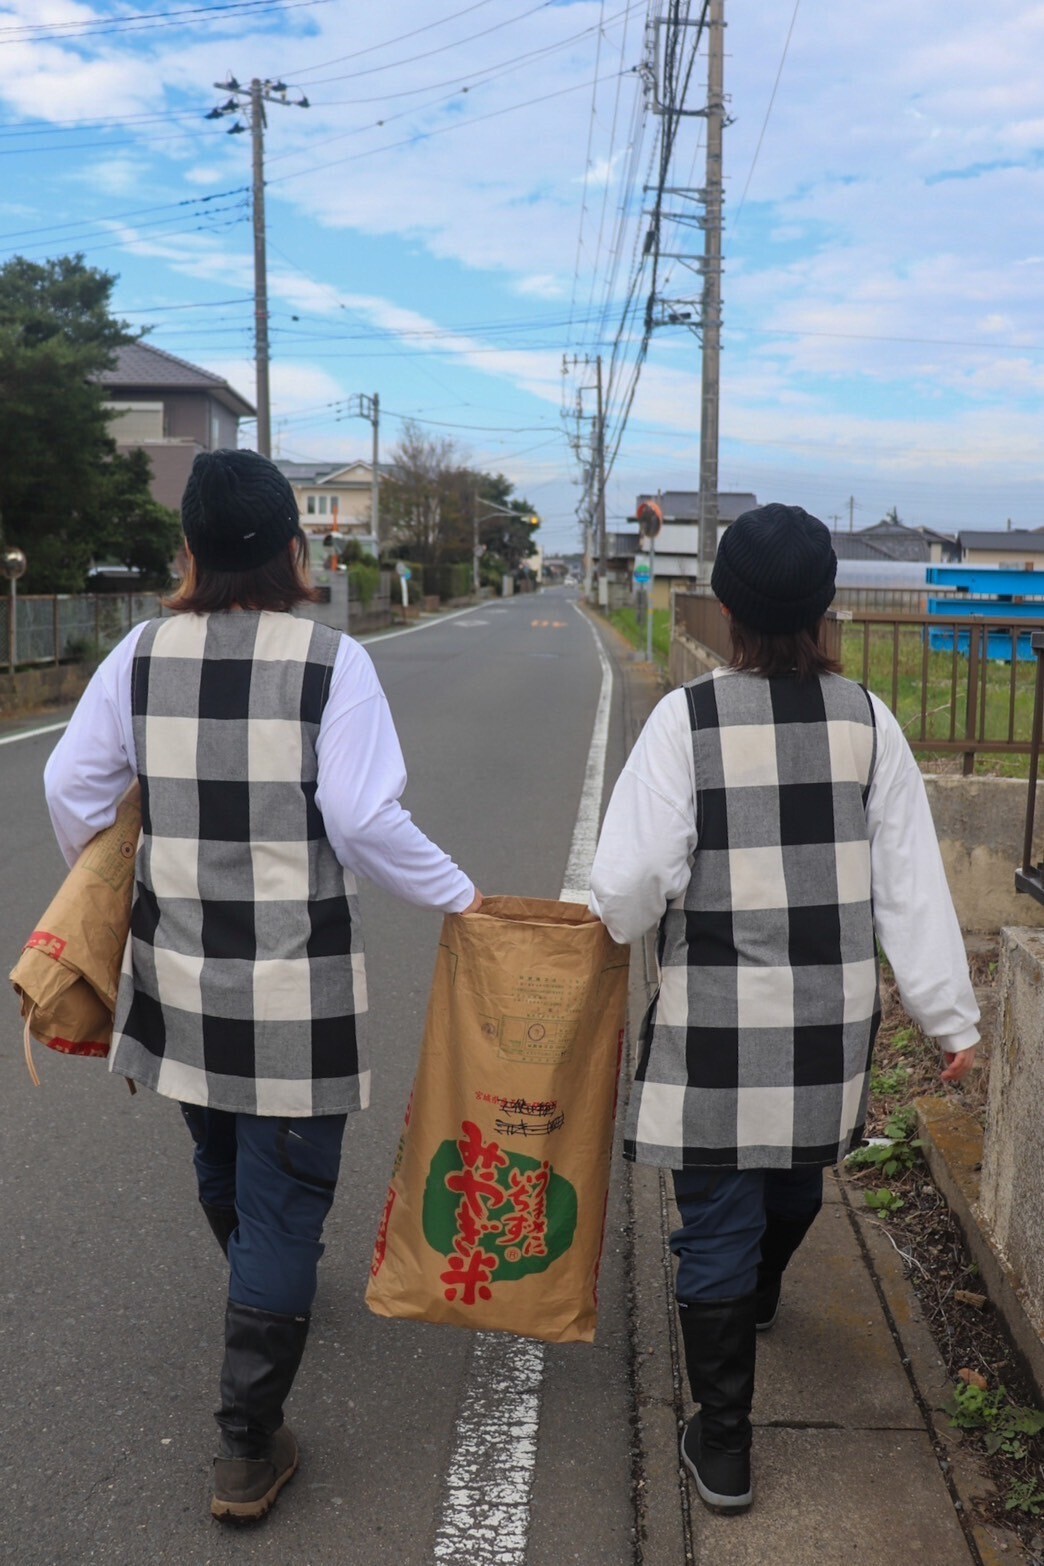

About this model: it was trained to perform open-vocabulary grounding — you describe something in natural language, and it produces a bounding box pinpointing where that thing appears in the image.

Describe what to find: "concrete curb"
[916,1095,1044,1406]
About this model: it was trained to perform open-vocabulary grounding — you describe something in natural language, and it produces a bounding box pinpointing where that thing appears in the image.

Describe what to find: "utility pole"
[206,77,309,458]
[562,353,606,603]
[696,0,725,581]
[344,393,381,552]
[369,391,380,549]
[848,495,856,532]
[643,3,729,582]
[595,353,607,592]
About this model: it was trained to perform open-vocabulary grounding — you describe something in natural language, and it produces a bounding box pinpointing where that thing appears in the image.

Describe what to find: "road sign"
[633,560,651,587]
[395,562,412,581]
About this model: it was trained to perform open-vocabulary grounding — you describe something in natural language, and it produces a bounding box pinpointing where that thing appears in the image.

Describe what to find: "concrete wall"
[667,630,723,687]
[978,927,1044,1341]
[923,776,1044,932]
[0,663,89,717]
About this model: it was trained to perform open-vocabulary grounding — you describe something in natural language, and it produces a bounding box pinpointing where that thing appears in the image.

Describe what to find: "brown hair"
[165,531,320,614]
[727,615,841,680]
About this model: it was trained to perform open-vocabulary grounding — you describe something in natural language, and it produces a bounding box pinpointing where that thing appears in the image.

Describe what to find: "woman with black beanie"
[44,449,481,1523]
[589,502,978,1514]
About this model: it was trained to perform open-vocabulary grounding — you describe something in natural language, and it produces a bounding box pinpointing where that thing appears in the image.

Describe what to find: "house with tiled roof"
[96,341,255,510]
[274,459,380,548]
[957,530,1044,569]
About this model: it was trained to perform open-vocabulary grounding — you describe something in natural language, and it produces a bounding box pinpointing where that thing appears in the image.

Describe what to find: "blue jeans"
[180,1105,347,1316]
[670,1167,824,1304]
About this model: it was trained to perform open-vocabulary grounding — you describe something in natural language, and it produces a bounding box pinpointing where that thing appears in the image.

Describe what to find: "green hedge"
[422,562,473,601]
[346,563,380,605]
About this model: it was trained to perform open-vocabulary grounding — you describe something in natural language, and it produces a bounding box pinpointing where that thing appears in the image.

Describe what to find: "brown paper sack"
[366,896,629,1344]
[10,785,141,1060]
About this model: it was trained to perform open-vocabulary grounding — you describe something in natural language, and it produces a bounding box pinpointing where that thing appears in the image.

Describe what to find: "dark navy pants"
[180,1105,347,1316]
[670,1167,825,1303]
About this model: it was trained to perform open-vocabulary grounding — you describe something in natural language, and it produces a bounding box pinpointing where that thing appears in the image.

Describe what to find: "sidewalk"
[595,619,1004,1566]
[630,1158,999,1565]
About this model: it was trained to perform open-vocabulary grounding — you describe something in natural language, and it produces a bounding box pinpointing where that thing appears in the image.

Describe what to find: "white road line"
[357,602,500,645]
[0,604,500,750]
[431,603,614,1566]
[0,720,69,748]
[560,605,614,903]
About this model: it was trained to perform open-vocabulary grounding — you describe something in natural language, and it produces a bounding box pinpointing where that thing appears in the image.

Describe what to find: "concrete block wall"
[0,663,90,717]
[978,927,1044,1342]
[924,777,1044,933]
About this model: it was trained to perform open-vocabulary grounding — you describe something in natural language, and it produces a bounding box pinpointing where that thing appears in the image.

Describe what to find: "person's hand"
[940,1046,976,1084]
[461,889,484,915]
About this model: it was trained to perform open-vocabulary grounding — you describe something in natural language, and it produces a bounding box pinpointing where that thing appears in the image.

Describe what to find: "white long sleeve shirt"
[589,685,979,1053]
[44,619,475,914]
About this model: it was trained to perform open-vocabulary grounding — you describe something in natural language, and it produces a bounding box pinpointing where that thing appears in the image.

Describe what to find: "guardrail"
[673,590,1044,772]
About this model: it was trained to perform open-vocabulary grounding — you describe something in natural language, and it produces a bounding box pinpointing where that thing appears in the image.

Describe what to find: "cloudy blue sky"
[2,0,1042,552]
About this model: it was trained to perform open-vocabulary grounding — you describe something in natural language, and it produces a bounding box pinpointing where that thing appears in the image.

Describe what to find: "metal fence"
[673,589,1044,772]
[0,591,165,671]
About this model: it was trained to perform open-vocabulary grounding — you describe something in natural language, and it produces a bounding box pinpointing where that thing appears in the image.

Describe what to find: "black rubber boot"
[677,1294,757,1512]
[200,1201,238,1259]
[211,1300,309,1522]
[756,1211,819,1331]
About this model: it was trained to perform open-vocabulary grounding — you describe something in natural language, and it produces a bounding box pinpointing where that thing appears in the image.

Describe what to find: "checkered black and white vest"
[110,611,368,1117]
[625,667,879,1170]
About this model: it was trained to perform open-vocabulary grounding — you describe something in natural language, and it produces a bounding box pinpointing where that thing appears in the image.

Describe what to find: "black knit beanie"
[181,449,300,572]
[711,502,836,634]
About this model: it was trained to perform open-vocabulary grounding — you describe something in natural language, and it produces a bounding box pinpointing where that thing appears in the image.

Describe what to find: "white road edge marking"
[431,603,614,1566]
[0,720,70,748]
[0,603,500,750]
[357,602,496,645]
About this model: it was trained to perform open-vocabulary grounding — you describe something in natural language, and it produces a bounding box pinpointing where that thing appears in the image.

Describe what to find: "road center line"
[431,604,614,1566]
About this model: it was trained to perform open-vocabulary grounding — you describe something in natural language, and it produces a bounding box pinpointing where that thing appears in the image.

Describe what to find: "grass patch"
[609,607,671,669]
[840,622,1037,777]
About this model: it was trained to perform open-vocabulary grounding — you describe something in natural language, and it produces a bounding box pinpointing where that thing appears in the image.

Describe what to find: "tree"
[381,423,539,572]
[0,254,173,591]
[881,506,903,527]
[381,421,463,564]
[86,447,182,587]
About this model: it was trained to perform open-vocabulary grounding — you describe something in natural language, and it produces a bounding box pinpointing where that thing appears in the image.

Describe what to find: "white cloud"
[514,274,567,299]
[81,158,151,196]
[6,0,1044,543]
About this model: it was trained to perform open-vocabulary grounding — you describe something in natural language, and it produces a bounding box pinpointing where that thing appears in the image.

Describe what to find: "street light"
[1,543,28,674]
[471,498,539,595]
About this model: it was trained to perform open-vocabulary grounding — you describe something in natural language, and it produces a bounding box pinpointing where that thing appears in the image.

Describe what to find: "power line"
[266,68,633,186]
[0,0,330,44]
[279,0,503,80]
[0,186,249,246]
[282,0,555,87]
[567,0,608,340]
[725,0,800,253]
[263,0,645,171]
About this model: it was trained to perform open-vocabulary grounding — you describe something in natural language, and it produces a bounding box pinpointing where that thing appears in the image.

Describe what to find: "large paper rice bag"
[366,896,629,1344]
[10,786,141,1061]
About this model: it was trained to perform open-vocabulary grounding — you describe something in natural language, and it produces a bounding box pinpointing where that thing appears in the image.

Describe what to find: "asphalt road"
[0,587,639,1566]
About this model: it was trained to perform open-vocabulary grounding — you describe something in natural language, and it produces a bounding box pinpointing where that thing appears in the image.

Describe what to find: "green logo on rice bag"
[423,1120,577,1304]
